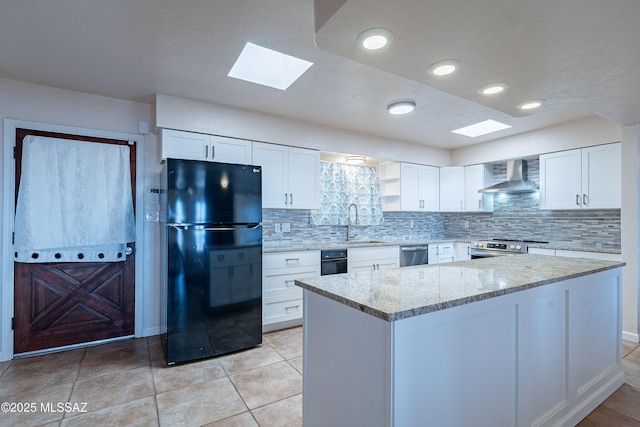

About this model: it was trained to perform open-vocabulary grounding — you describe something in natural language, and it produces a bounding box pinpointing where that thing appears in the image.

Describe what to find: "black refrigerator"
[160,158,262,365]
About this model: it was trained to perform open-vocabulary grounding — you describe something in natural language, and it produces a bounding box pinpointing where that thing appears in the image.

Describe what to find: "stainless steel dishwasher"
[399,245,429,267]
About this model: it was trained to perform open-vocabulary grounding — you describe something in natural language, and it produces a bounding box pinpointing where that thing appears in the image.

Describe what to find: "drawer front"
[263,295,303,324]
[349,246,399,263]
[263,272,311,298]
[263,250,320,270]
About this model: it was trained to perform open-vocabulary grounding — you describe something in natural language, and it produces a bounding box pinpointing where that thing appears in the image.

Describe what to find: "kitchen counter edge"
[294,255,625,322]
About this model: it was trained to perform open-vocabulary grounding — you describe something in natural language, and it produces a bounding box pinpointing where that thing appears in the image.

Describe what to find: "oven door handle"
[401,246,429,251]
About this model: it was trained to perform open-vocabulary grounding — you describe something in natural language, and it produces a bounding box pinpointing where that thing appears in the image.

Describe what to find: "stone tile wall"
[264,159,621,249]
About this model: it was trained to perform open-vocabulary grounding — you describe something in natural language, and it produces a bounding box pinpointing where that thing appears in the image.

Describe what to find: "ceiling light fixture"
[451,119,512,138]
[345,155,366,164]
[387,101,416,115]
[228,42,313,90]
[427,59,461,76]
[479,82,509,95]
[356,28,394,51]
[517,99,545,111]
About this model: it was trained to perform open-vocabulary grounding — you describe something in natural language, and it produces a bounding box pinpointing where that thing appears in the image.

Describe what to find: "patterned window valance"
[311,161,384,225]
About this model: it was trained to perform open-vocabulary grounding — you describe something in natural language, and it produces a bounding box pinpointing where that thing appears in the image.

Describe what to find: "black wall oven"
[321,249,347,275]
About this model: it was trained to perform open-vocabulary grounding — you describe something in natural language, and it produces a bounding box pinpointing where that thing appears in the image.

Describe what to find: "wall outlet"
[274,223,282,233]
[282,223,291,232]
[464,221,469,228]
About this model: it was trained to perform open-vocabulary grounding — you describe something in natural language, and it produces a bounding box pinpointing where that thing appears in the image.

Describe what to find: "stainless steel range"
[470,239,547,259]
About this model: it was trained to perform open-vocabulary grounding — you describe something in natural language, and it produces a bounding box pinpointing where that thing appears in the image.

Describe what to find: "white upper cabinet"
[161,129,252,165]
[439,167,465,212]
[464,164,494,212]
[252,142,320,209]
[540,143,620,210]
[379,162,439,211]
[581,143,621,209]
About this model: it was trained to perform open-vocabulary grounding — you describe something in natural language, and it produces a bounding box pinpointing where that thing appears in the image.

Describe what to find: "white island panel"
[299,256,624,427]
[393,304,517,426]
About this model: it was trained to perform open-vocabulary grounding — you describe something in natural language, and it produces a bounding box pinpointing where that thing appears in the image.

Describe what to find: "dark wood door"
[13,129,136,354]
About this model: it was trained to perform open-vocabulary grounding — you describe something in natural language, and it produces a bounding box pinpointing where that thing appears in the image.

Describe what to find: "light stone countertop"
[263,238,466,253]
[263,239,621,255]
[294,254,625,322]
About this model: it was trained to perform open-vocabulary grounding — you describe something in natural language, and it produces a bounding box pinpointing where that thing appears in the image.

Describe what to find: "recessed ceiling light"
[517,99,545,110]
[228,42,313,90]
[427,59,461,76]
[479,82,509,95]
[451,119,512,138]
[387,101,416,115]
[356,28,394,51]
[345,155,366,164]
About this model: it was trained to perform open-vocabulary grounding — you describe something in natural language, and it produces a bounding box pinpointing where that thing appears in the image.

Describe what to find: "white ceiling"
[0,0,636,150]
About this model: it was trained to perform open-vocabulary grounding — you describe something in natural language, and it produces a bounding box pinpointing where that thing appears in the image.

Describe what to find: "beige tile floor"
[0,327,302,427]
[0,326,638,427]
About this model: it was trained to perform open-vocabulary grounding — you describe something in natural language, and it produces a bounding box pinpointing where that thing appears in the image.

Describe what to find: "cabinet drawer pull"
[285,258,300,264]
[285,280,295,287]
[285,305,300,312]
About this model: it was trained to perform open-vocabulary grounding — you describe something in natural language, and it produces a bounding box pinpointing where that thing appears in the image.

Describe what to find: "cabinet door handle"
[460,201,463,210]
[576,194,581,206]
[478,199,482,209]
[285,193,288,205]
[205,145,209,159]
[290,193,293,206]
[211,145,215,159]
[583,194,588,206]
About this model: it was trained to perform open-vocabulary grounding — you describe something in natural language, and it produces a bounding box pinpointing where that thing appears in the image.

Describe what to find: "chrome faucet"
[347,203,359,241]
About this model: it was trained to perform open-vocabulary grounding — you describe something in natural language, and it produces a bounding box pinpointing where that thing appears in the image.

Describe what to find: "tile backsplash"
[264,159,621,249]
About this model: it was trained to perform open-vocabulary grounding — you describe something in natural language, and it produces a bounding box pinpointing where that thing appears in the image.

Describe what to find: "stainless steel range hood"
[478,159,538,193]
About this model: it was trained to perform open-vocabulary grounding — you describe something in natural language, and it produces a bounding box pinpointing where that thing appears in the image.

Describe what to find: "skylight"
[451,119,512,138]
[228,42,313,90]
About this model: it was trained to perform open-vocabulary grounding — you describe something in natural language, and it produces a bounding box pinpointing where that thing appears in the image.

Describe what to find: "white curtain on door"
[14,136,135,262]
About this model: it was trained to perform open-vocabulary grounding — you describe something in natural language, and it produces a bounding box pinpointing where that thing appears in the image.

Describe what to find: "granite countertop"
[294,254,625,322]
[263,238,467,253]
[264,238,621,255]
[527,241,621,254]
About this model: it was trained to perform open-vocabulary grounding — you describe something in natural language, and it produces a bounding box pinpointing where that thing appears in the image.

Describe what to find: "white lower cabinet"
[262,250,320,328]
[455,242,471,261]
[348,246,399,272]
[429,242,455,264]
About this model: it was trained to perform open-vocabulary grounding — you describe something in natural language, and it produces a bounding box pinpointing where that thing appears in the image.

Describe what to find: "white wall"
[0,78,161,358]
[156,94,452,166]
[451,116,622,165]
[621,125,640,341]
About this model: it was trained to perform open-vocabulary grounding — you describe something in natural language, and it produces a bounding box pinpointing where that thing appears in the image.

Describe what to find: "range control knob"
[510,244,516,249]
[515,245,522,250]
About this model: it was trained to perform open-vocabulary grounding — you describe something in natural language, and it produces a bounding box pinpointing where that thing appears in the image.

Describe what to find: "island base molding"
[302,268,623,427]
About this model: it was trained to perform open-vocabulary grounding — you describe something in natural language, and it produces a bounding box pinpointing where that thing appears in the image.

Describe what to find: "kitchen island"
[295,254,625,427]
